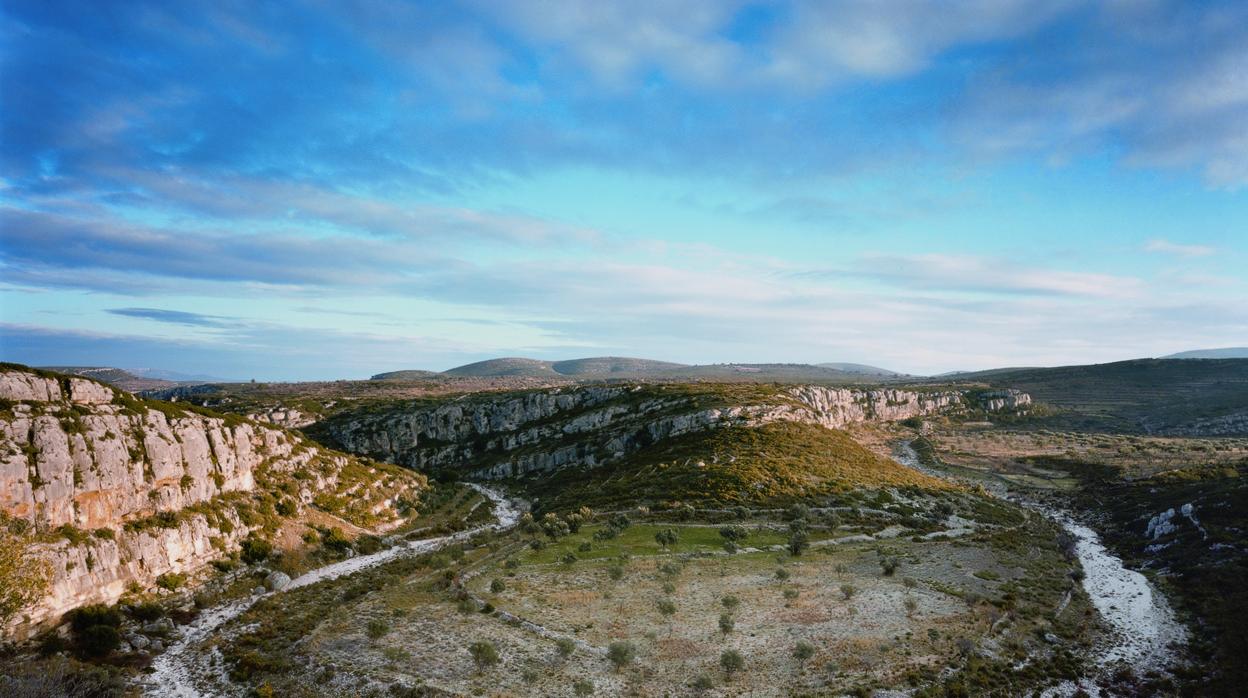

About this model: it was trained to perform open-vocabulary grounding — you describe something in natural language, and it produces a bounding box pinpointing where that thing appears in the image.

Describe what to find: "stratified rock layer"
[324,384,1030,479]
[0,366,424,638]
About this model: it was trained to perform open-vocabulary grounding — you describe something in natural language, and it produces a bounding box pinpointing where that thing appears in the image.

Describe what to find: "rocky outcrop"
[323,384,1030,480]
[0,366,424,640]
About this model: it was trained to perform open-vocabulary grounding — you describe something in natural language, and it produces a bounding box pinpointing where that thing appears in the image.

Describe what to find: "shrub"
[156,572,186,591]
[840,584,857,600]
[607,565,625,582]
[468,640,499,671]
[367,619,389,640]
[68,604,122,633]
[719,613,734,635]
[490,578,506,594]
[607,641,637,670]
[881,557,900,576]
[793,641,815,667]
[76,624,120,658]
[720,649,745,678]
[572,678,594,696]
[556,637,576,658]
[692,675,715,692]
[128,602,164,622]
[775,568,790,582]
[721,595,740,611]
[240,536,272,564]
[654,528,678,550]
[321,528,351,554]
[274,498,297,517]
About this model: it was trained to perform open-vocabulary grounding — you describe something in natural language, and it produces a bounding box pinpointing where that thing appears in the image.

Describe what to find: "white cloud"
[1144,239,1216,257]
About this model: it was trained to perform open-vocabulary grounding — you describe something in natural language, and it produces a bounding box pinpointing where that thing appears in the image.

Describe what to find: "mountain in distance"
[817,362,902,376]
[126,367,236,382]
[40,366,231,392]
[1163,347,1248,360]
[373,356,904,383]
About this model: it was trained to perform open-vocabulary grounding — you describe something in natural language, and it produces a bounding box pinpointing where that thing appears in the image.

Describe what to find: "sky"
[1,0,1246,380]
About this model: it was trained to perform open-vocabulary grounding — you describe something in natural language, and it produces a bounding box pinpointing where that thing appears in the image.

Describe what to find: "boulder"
[265,571,292,591]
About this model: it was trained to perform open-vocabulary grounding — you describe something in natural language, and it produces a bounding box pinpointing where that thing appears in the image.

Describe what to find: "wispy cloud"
[1144,239,1216,258]
[107,307,234,327]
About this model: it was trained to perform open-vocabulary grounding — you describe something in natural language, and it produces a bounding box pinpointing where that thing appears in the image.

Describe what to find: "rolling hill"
[1163,347,1248,360]
[943,358,1248,435]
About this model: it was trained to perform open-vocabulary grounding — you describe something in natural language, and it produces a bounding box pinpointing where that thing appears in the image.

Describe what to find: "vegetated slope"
[1162,347,1248,360]
[946,359,1248,435]
[368,370,442,381]
[443,357,559,377]
[524,421,952,511]
[0,364,427,638]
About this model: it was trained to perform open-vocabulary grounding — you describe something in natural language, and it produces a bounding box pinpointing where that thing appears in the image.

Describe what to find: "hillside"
[942,358,1248,435]
[524,421,952,511]
[369,369,442,381]
[1163,347,1248,360]
[550,356,687,375]
[39,366,181,393]
[0,364,426,639]
[443,357,559,377]
[315,382,1030,482]
[817,362,902,376]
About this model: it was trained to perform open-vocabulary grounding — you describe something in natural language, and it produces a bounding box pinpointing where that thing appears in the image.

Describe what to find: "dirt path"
[140,484,523,697]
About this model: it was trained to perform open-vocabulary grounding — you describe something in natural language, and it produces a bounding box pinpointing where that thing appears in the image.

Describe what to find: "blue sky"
[1,0,1245,379]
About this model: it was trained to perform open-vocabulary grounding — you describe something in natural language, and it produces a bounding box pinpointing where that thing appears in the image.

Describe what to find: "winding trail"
[892,442,1186,695]
[141,484,522,697]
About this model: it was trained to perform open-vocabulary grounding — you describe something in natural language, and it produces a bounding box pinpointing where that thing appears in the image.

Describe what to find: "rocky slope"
[320,384,1030,480]
[0,365,426,639]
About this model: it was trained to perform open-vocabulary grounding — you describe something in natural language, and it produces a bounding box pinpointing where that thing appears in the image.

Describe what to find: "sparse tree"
[793,641,815,668]
[572,678,594,696]
[607,565,625,582]
[722,540,739,554]
[468,640,499,671]
[720,649,745,679]
[775,567,791,582]
[718,612,734,636]
[691,675,715,693]
[657,598,677,632]
[840,584,856,600]
[721,595,740,612]
[787,531,809,557]
[655,528,679,550]
[556,637,576,659]
[718,526,749,542]
[880,557,900,576]
[607,641,637,671]
[904,597,918,617]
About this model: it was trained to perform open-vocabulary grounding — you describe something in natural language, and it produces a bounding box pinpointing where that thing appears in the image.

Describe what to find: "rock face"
[0,366,424,639]
[324,384,1030,480]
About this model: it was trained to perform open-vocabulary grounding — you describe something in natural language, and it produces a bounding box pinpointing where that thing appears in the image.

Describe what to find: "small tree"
[721,595,740,612]
[775,567,790,582]
[572,678,594,696]
[840,584,856,600]
[367,619,389,639]
[608,565,625,582]
[556,637,576,659]
[655,528,679,550]
[880,557,899,576]
[691,675,715,693]
[720,649,745,679]
[468,640,499,671]
[657,599,677,633]
[718,526,749,542]
[793,641,815,668]
[904,597,918,617]
[0,514,49,626]
[718,612,734,636]
[607,641,637,671]
[787,531,809,557]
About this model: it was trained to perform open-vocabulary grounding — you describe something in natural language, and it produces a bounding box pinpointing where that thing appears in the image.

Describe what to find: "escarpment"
[321,384,1030,479]
[0,366,426,639]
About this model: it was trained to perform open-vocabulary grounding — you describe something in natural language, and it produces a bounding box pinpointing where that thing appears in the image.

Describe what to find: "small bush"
[156,572,186,591]
[367,619,389,640]
[607,641,637,670]
[468,640,499,671]
[556,637,576,658]
[490,578,506,594]
[240,536,272,564]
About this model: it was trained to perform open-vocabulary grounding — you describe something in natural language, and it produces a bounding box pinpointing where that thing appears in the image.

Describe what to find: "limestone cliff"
[0,366,425,639]
[321,384,1030,480]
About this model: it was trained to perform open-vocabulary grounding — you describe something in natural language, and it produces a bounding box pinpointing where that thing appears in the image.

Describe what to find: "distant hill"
[126,367,234,382]
[39,366,180,392]
[1163,347,1248,360]
[442,357,561,377]
[370,369,443,381]
[817,362,901,376]
[551,356,688,375]
[399,356,895,384]
[941,358,1248,435]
